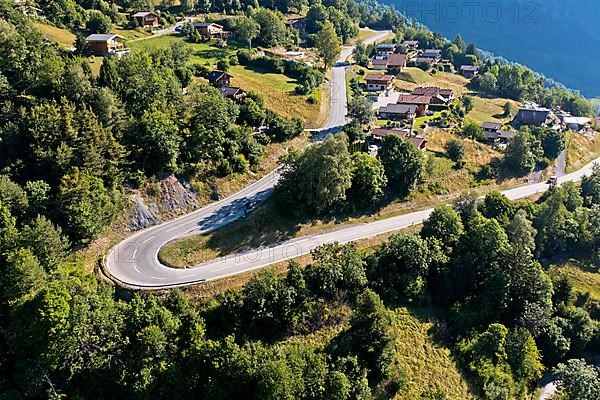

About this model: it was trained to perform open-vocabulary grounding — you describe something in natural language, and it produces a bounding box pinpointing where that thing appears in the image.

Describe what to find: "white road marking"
[141,235,154,244]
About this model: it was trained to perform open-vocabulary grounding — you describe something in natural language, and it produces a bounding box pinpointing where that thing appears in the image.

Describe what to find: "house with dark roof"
[479,121,516,144]
[193,22,229,39]
[207,70,232,88]
[375,43,396,57]
[481,121,502,133]
[364,74,395,91]
[486,130,516,145]
[220,86,246,102]
[132,11,159,27]
[285,18,305,32]
[515,104,552,126]
[85,34,129,57]
[421,49,442,59]
[460,65,479,78]
[397,95,431,117]
[401,40,419,51]
[378,104,417,120]
[414,57,436,71]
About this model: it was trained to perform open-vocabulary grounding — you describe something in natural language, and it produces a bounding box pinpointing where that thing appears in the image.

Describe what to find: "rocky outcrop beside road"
[127,175,199,231]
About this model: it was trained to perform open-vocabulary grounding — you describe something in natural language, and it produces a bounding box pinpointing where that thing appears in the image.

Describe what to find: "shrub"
[231,154,250,173]
[86,12,112,34]
[215,159,232,177]
[216,58,230,72]
[236,49,253,65]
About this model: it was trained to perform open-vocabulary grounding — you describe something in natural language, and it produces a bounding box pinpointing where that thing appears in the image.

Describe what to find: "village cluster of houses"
[371,40,481,79]
[369,41,447,73]
[366,80,455,121]
[514,103,594,133]
[478,103,594,149]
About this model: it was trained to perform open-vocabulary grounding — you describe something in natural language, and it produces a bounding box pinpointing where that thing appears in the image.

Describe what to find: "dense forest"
[1,161,599,398]
[1,0,600,398]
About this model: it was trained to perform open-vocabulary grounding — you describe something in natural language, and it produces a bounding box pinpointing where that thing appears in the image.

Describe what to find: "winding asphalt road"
[105,31,390,288]
[105,32,599,289]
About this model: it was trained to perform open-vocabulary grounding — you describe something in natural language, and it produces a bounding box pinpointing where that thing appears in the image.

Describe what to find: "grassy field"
[34,22,76,49]
[426,129,502,167]
[565,131,600,173]
[113,27,152,41]
[87,56,104,77]
[395,67,432,86]
[128,34,325,127]
[468,96,519,124]
[392,308,476,399]
[550,262,600,301]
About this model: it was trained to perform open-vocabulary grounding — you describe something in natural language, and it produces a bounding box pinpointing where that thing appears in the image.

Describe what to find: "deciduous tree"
[378,135,423,196]
[315,21,341,70]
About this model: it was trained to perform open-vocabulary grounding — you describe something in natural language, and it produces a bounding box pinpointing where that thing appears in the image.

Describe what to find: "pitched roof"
[285,17,305,25]
[563,116,591,125]
[397,94,431,105]
[364,74,395,83]
[481,121,502,131]
[369,129,426,149]
[408,136,427,149]
[415,57,435,65]
[516,106,551,124]
[498,131,516,139]
[371,58,388,66]
[402,40,419,45]
[220,86,244,97]
[412,86,440,97]
[207,70,232,81]
[133,11,157,17]
[378,104,417,114]
[460,65,478,71]
[85,33,123,42]
[387,53,408,67]
[376,43,396,50]
[422,49,441,57]
[193,22,223,28]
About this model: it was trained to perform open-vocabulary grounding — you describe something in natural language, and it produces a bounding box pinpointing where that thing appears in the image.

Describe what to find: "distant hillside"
[384,0,600,98]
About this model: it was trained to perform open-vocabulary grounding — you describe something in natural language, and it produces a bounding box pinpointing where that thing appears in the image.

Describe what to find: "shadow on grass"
[202,197,302,257]
[194,46,234,62]
[236,63,300,89]
[202,190,409,258]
